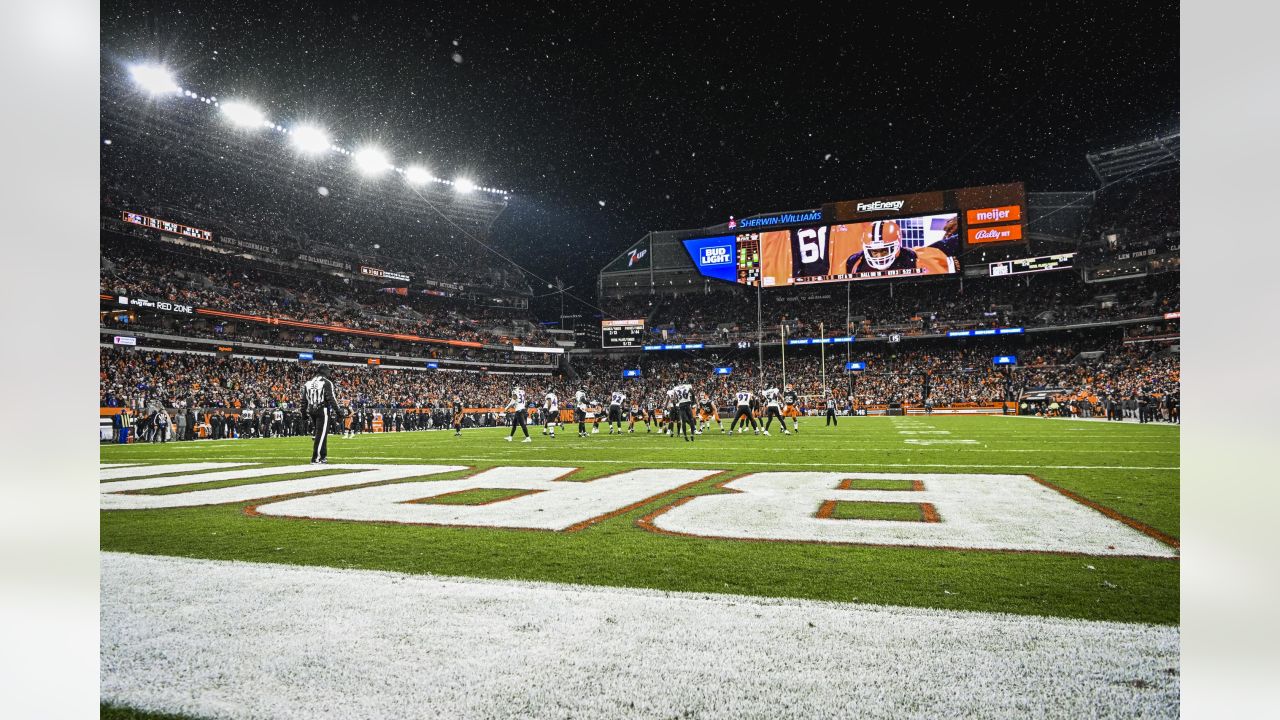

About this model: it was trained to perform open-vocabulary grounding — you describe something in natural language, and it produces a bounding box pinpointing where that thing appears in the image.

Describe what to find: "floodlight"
[291,125,330,154]
[454,178,475,193]
[129,64,180,96]
[405,166,431,185]
[354,147,391,175]
[220,101,266,128]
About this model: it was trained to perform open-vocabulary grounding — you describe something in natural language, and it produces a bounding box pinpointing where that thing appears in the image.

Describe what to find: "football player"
[573,388,589,437]
[841,220,956,276]
[761,386,786,435]
[729,388,759,435]
[542,389,559,438]
[607,389,626,434]
[627,398,641,433]
[672,383,696,442]
[782,383,801,433]
[698,392,723,434]
[451,395,465,437]
[502,385,532,443]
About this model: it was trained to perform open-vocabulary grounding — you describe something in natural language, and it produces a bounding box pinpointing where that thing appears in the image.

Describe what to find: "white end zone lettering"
[252,467,718,531]
[641,472,1177,558]
[100,464,467,510]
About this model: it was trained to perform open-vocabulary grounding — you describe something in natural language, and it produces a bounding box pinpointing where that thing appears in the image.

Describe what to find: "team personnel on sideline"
[782,384,801,433]
[729,388,759,435]
[301,365,342,464]
[503,385,532,443]
[542,390,559,438]
[451,395,465,437]
[761,386,787,435]
[698,392,724,434]
[606,389,627,434]
[573,389,590,437]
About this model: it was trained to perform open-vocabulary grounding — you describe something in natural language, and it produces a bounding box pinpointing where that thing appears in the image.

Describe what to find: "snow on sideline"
[102,552,1178,719]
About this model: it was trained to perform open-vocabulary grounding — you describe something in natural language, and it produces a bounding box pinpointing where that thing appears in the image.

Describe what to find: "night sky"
[101,1,1178,289]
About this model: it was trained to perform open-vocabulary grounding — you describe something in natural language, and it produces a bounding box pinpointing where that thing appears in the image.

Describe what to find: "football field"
[100,415,1179,719]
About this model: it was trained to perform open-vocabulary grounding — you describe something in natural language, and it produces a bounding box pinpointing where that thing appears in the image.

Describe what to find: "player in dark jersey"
[782,384,801,433]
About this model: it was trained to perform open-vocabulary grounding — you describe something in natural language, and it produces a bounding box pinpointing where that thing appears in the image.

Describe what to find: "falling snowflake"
[317,186,330,197]
[452,53,464,64]
[598,200,606,207]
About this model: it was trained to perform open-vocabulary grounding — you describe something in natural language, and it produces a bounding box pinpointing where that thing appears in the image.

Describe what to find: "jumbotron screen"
[684,212,960,287]
[682,182,1024,287]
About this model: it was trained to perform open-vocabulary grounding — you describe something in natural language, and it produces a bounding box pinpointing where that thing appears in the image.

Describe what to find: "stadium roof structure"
[1085,132,1179,185]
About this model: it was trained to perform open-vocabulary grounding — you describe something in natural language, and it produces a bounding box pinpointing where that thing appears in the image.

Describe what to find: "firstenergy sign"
[99,463,1177,557]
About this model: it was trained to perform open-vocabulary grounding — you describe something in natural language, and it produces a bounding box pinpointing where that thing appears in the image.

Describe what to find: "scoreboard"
[602,319,646,348]
[989,253,1075,277]
[683,182,1026,288]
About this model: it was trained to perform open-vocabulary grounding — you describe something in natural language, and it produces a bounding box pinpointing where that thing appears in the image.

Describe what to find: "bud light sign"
[682,235,739,283]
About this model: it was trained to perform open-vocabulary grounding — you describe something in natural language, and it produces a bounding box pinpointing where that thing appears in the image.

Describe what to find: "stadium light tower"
[453,178,475,194]
[128,64,180,96]
[290,125,330,154]
[220,101,266,128]
[354,147,391,176]
[405,166,431,185]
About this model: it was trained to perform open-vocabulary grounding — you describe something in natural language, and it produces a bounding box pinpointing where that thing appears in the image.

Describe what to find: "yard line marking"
[100,462,254,482]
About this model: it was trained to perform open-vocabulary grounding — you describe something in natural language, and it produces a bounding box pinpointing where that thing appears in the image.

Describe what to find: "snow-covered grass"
[102,552,1178,720]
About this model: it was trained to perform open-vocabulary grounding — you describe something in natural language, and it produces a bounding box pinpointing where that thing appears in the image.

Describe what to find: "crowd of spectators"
[101,234,558,351]
[620,272,1178,344]
[103,333,1178,419]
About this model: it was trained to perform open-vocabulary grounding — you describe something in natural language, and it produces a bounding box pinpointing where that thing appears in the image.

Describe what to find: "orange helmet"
[860,220,902,270]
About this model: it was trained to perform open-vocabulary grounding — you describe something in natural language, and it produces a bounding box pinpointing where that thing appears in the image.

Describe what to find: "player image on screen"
[755,212,960,286]
[841,218,957,275]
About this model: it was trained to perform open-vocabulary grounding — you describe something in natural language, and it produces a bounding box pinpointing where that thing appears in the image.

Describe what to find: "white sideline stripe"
[99,462,252,481]
[101,552,1178,720]
[996,415,1180,426]
[285,456,1180,471]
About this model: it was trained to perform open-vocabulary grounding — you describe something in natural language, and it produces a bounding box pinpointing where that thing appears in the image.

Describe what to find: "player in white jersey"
[542,390,559,438]
[607,390,626,434]
[761,386,787,435]
[672,383,696,441]
[729,389,759,434]
[573,389,590,437]
[503,385,532,443]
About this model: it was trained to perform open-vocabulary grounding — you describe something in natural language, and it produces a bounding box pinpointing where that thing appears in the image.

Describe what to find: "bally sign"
[967,224,1023,244]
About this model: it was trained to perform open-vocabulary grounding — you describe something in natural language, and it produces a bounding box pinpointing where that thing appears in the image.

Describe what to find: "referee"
[302,365,342,464]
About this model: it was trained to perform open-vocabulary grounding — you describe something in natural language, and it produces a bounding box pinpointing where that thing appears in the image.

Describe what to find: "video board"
[989,253,1075,277]
[684,212,960,287]
[684,182,1025,288]
[602,318,646,348]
